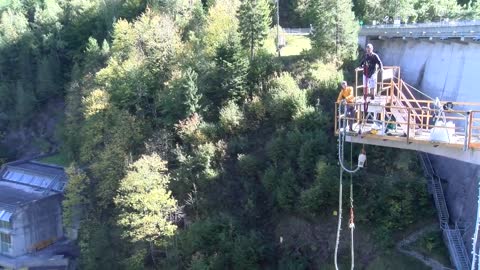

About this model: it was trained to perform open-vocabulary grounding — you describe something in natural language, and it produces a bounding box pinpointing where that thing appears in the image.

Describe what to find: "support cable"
[338,102,361,173]
[349,141,355,270]
[400,79,435,101]
[334,167,343,270]
[471,181,480,270]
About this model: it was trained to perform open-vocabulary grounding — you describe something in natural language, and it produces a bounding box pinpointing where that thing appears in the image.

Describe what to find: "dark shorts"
[346,104,355,118]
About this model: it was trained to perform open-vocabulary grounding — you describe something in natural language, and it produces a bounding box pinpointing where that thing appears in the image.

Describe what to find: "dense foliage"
[2,0,475,269]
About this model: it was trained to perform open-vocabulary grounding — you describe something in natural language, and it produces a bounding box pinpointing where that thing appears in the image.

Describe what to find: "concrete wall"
[12,194,63,257]
[370,39,480,105]
[368,37,480,254]
[430,155,480,250]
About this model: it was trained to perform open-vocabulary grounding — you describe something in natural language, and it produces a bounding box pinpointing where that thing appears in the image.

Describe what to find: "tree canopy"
[0,0,466,268]
[115,154,178,243]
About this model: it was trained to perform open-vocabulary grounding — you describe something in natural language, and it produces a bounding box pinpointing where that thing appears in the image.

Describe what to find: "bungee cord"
[335,102,365,270]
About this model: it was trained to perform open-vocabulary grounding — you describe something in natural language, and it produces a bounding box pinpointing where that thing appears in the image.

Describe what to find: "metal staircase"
[418,152,472,269]
[418,152,434,177]
[432,176,450,229]
[388,79,424,136]
[444,225,471,269]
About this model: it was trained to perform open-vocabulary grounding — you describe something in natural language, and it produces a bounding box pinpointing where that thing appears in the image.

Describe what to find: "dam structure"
[354,20,480,269]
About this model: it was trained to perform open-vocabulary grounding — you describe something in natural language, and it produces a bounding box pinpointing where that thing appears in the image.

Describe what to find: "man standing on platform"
[360,43,383,100]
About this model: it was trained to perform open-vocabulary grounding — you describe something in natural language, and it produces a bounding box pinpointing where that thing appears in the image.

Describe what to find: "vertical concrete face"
[358,36,367,49]
[370,39,480,105]
[430,156,480,251]
[369,38,480,254]
[11,195,63,256]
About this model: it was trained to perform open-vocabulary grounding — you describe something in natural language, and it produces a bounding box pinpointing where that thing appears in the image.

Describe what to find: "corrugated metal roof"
[0,210,12,221]
[0,160,67,192]
[0,202,16,214]
[0,159,68,213]
[0,182,46,208]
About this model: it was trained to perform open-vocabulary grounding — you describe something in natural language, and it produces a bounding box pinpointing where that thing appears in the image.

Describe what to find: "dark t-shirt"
[361,53,383,78]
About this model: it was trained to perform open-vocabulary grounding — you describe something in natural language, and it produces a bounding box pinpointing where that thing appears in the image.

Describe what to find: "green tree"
[360,0,416,23]
[275,168,298,210]
[473,1,480,19]
[415,0,461,21]
[307,0,359,63]
[63,165,90,230]
[266,72,313,123]
[115,153,178,243]
[202,0,240,56]
[0,9,29,45]
[237,0,272,60]
[97,11,181,119]
[14,83,37,124]
[219,100,245,134]
[352,0,367,20]
[83,37,107,71]
[181,68,202,116]
[204,36,248,110]
[35,54,61,102]
[162,67,202,124]
[300,161,338,215]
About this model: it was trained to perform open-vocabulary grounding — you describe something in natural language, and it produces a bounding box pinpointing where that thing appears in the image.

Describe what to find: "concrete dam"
[360,22,480,268]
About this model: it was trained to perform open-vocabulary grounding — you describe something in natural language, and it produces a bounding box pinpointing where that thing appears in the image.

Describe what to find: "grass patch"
[316,250,431,270]
[366,251,431,270]
[308,61,343,82]
[264,28,311,57]
[36,152,71,167]
[410,230,452,267]
[33,138,52,153]
[279,35,311,57]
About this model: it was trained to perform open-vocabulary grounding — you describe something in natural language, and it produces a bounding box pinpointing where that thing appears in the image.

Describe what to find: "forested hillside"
[1,0,479,269]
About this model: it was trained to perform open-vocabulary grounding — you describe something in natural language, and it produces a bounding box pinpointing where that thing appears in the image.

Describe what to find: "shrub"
[300,161,338,215]
[219,101,245,135]
[237,154,261,178]
[261,166,277,192]
[194,142,219,180]
[275,168,299,210]
[266,73,312,123]
[244,96,267,130]
[175,113,208,145]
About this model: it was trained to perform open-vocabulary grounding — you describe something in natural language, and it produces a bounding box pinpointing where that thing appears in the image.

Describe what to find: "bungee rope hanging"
[334,102,366,270]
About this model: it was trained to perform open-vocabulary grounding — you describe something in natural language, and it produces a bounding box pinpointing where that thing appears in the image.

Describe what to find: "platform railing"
[469,111,480,149]
[343,66,480,150]
[354,66,400,99]
[334,102,480,150]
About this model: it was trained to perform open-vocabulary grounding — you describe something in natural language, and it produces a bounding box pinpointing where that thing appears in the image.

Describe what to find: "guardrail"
[360,20,480,39]
[362,20,480,29]
[283,28,311,35]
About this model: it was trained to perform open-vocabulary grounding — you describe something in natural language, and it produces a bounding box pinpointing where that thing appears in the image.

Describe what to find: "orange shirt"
[337,86,355,103]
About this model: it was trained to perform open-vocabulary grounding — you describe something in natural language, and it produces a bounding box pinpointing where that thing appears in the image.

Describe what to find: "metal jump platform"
[335,66,480,166]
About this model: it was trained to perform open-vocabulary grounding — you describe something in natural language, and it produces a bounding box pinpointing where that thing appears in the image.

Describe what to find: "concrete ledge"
[346,135,480,165]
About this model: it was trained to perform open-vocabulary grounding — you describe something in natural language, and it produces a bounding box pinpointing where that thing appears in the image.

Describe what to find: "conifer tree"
[204,35,248,110]
[238,0,272,60]
[182,68,201,116]
[307,0,359,63]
